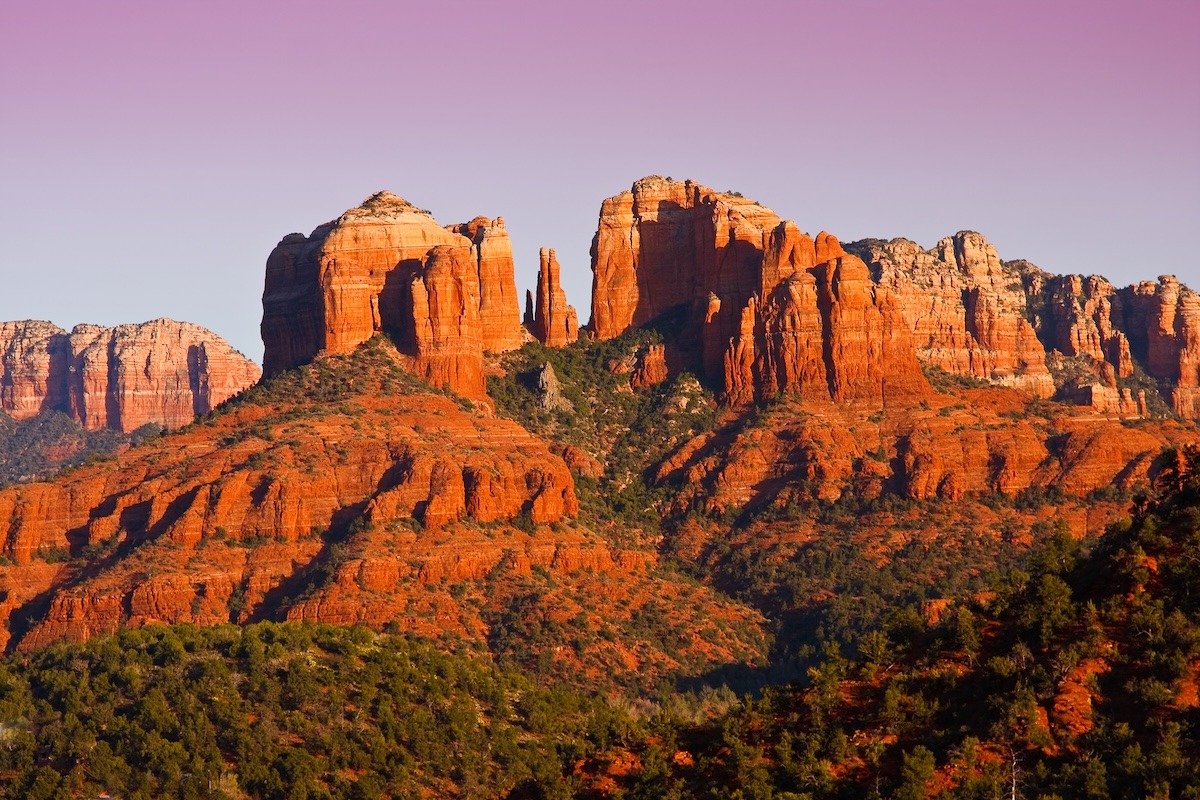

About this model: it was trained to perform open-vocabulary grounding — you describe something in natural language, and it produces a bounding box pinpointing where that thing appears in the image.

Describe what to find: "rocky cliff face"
[448,217,525,353]
[589,178,930,407]
[850,236,1200,419]
[1121,276,1200,418]
[659,389,1192,512]
[0,319,260,432]
[261,193,524,400]
[854,233,1055,397]
[530,248,579,348]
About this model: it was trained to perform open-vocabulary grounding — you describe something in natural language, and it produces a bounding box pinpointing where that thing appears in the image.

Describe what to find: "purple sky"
[2,0,1197,361]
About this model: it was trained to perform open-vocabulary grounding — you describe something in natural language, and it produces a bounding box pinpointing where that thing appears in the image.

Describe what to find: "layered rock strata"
[0,319,260,432]
[589,177,931,406]
[530,248,579,348]
[856,233,1055,397]
[261,192,523,399]
[0,356,583,651]
[850,237,1200,419]
[659,391,1193,512]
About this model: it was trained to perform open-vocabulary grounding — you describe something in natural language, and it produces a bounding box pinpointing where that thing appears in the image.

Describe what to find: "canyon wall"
[852,236,1200,419]
[0,318,260,432]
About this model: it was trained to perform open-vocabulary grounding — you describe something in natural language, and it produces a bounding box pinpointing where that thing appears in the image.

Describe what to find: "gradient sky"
[2,0,1197,361]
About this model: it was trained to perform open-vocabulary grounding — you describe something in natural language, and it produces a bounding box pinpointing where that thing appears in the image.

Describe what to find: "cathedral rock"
[261,192,524,400]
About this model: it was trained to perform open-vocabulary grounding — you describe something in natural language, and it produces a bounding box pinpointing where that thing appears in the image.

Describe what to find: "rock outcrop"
[589,178,930,407]
[1121,276,1200,418]
[449,217,525,353]
[408,245,486,399]
[848,236,1200,419]
[261,192,523,399]
[0,319,260,432]
[855,233,1055,397]
[529,248,579,348]
[630,344,669,390]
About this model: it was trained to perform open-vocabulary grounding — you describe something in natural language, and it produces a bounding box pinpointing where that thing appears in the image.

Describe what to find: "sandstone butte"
[261,192,525,401]
[0,318,260,432]
[589,176,1200,418]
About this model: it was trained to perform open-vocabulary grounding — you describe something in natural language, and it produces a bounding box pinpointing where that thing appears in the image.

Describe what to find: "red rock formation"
[1068,384,1148,418]
[860,233,1054,397]
[261,192,523,397]
[1121,276,1200,418]
[1039,274,1133,378]
[406,245,486,400]
[630,344,669,390]
[531,248,579,347]
[448,216,524,353]
[589,179,930,407]
[724,231,930,406]
[589,177,780,351]
[0,350,583,650]
[659,390,1192,514]
[0,320,68,419]
[0,319,260,432]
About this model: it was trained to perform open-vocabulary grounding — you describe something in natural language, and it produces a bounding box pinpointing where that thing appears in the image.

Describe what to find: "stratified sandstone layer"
[531,248,579,348]
[261,192,523,400]
[856,233,1055,397]
[449,217,525,353]
[589,178,930,407]
[0,348,583,651]
[659,389,1194,512]
[0,319,260,432]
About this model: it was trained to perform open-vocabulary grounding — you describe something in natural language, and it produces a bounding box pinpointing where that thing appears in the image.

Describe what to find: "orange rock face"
[1038,274,1133,378]
[0,320,68,420]
[630,344,669,390]
[660,390,1193,513]
[0,319,260,432]
[531,248,579,347]
[261,192,523,399]
[1121,276,1200,418]
[589,178,781,376]
[407,245,486,399]
[857,233,1054,397]
[589,178,930,407]
[449,217,525,353]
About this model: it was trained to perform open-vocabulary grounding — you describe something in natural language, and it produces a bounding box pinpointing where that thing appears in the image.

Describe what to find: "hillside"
[0,338,766,695]
[607,446,1200,798]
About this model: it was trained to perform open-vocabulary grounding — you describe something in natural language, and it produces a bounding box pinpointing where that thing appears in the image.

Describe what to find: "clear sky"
[2,0,1197,362]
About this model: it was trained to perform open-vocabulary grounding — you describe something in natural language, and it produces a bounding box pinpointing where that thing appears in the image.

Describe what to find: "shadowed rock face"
[261,193,523,400]
[0,318,260,432]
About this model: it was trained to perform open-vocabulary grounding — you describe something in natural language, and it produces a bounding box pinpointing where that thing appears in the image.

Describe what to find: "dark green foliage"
[693,500,1029,673]
[0,410,126,487]
[0,622,639,798]
[488,325,717,542]
[618,445,1200,797]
